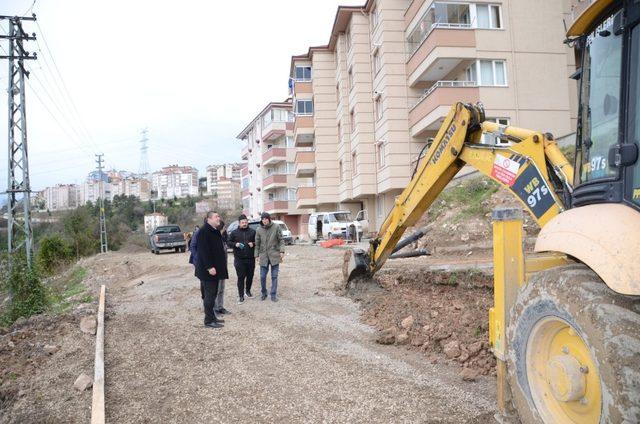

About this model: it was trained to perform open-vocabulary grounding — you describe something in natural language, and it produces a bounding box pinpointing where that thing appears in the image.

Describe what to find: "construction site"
[1,0,640,423]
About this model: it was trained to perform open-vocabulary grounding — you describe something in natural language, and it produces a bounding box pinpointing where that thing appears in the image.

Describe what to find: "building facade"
[216,178,242,211]
[289,0,577,231]
[237,101,312,236]
[151,165,199,199]
[205,162,242,196]
[42,184,84,211]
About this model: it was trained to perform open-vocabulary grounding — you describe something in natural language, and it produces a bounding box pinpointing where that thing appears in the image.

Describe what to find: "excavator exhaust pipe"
[343,248,371,283]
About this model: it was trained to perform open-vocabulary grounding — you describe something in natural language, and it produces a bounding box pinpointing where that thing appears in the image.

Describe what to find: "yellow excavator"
[345,1,639,422]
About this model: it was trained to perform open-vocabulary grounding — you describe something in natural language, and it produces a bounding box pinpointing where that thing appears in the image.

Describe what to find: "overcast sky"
[0,0,362,200]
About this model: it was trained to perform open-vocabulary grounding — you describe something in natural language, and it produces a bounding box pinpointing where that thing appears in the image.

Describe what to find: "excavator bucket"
[343,248,371,282]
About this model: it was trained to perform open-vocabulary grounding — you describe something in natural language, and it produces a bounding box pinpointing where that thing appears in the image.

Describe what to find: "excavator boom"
[346,102,574,281]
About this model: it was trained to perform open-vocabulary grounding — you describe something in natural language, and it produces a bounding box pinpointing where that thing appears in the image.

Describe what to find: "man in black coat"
[195,211,229,328]
[227,214,256,304]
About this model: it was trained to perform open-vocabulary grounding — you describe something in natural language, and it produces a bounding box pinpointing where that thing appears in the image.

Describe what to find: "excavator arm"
[347,102,574,280]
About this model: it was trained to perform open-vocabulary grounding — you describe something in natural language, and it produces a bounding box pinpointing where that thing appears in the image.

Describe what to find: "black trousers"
[201,279,220,324]
[234,257,255,298]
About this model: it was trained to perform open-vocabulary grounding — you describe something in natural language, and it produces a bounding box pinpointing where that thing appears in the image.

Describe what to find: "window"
[348,68,353,92]
[242,177,249,189]
[465,60,507,86]
[371,5,380,28]
[339,160,344,182]
[287,188,296,201]
[476,4,502,29]
[286,162,295,174]
[375,96,383,121]
[376,194,384,218]
[377,141,386,168]
[407,3,471,55]
[351,151,358,176]
[296,100,314,115]
[373,50,381,75]
[295,66,312,81]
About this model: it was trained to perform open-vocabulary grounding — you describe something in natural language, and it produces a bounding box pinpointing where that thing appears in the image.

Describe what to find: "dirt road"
[2,245,498,423]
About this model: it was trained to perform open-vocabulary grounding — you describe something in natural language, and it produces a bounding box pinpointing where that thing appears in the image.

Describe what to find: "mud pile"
[354,268,497,379]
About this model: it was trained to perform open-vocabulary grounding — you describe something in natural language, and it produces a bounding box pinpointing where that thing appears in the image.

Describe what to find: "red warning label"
[491,155,521,187]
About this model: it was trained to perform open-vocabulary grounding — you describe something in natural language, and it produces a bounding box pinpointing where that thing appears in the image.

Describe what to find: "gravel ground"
[102,245,497,423]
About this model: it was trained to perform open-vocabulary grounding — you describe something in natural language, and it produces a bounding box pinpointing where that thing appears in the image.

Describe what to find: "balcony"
[294,115,314,147]
[261,147,287,166]
[409,81,479,137]
[262,121,287,141]
[262,174,288,191]
[263,200,294,214]
[294,80,312,95]
[296,186,317,209]
[241,145,250,160]
[295,151,316,177]
[407,26,476,87]
[241,165,249,177]
[241,188,250,198]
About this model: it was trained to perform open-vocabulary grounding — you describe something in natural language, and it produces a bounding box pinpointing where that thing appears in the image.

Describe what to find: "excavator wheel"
[506,264,640,424]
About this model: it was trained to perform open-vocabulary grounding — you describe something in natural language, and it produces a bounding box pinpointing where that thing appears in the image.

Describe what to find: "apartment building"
[205,162,242,196]
[291,0,577,231]
[236,100,312,236]
[110,176,151,201]
[151,165,199,199]
[84,179,110,205]
[215,177,241,211]
[42,184,84,211]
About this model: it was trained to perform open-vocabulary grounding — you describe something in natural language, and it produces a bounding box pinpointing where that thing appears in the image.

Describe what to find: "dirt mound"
[350,268,496,379]
[409,176,539,255]
[0,306,95,422]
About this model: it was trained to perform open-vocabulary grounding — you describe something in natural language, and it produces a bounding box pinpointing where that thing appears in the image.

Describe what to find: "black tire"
[154,249,159,255]
[507,264,640,424]
[174,247,180,253]
[180,247,186,253]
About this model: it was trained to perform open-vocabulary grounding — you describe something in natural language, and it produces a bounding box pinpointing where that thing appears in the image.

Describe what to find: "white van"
[308,210,369,241]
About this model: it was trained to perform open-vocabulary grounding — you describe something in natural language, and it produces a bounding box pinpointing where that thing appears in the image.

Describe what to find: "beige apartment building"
[290,0,577,231]
[205,162,242,196]
[151,165,199,199]
[237,101,313,236]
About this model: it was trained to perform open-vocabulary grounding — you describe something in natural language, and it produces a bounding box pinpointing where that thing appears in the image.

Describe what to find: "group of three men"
[191,211,285,328]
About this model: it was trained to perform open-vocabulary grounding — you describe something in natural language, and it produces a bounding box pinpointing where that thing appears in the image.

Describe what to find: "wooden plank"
[91,285,106,424]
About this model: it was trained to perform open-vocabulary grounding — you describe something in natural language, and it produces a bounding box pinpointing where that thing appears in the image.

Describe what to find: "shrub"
[37,235,74,274]
[1,254,48,326]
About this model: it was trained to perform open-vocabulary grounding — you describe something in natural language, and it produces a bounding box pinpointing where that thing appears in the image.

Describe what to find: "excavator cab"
[570,1,640,210]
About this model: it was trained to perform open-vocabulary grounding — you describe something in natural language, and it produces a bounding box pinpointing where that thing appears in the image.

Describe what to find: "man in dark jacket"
[255,212,285,302]
[227,214,256,304]
[195,211,229,328]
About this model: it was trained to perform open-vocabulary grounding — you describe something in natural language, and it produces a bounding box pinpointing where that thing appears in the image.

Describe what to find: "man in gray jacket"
[255,212,285,302]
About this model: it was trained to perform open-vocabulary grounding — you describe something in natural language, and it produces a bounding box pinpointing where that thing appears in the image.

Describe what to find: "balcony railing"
[263,200,292,212]
[262,174,288,190]
[262,147,287,164]
[412,80,477,109]
[407,22,472,56]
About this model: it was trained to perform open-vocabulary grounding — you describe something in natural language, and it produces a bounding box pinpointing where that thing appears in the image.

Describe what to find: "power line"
[35,20,98,151]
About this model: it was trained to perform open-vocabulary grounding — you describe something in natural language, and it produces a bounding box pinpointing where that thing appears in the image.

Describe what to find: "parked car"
[273,220,293,245]
[307,210,369,242]
[149,225,187,254]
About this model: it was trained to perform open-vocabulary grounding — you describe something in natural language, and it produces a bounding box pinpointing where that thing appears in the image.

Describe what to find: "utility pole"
[1,14,37,268]
[139,127,149,178]
[95,154,108,253]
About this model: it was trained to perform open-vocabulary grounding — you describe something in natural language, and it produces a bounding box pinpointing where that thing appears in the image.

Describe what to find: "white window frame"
[295,66,312,81]
[373,50,381,76]
[371,5,380,29]
[472,4,503,30]
[375,96,383,121]
[296,99,314,115]
[466,60,507,86]
[377,141,386,168]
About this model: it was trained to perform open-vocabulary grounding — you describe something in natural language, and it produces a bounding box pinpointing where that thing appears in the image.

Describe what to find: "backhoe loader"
[345,1,639,422]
